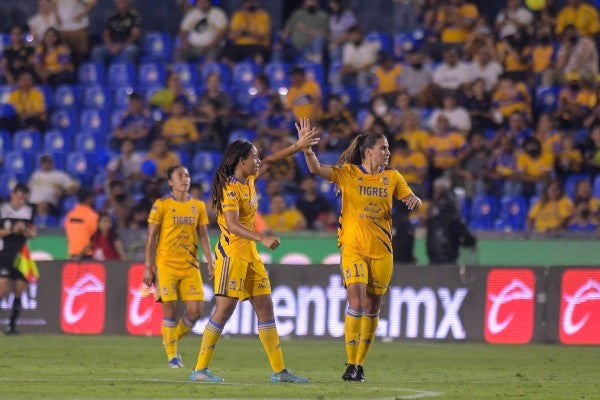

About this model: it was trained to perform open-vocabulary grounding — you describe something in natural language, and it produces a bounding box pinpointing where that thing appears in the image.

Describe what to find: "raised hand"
[295,117,320,151]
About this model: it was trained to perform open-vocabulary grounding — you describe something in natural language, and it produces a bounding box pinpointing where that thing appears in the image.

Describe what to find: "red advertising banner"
[60,263,106,334]
[485,269,535,344]
[559,269,600,345]
[126,264,162,335]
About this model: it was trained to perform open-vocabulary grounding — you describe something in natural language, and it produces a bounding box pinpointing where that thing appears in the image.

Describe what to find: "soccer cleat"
[189,368,224,382]
[356,365,365,382]
[270,369,310,383]
[342,364,358,381]
[167,354,183,368]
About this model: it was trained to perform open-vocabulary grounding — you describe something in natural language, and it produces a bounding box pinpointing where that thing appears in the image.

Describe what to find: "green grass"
[0,335,599,399]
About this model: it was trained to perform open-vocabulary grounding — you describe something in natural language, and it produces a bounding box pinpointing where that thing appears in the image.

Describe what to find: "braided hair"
[211,140,254,215]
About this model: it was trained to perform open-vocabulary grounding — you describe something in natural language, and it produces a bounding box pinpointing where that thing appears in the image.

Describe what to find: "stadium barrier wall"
[1,262,599,345]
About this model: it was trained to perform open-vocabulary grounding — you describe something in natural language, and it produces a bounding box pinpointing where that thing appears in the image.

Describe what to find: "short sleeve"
[221,185,240,213]
[393,170,413,200]
[147,200,164,225]
[196,200,209,226]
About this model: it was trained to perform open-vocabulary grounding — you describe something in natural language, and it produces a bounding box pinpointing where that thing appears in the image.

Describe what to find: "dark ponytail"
[337,131,386,166]
[211,140,254,215]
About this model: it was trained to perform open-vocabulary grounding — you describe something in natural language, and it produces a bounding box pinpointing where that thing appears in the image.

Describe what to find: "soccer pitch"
[1,335,598,400]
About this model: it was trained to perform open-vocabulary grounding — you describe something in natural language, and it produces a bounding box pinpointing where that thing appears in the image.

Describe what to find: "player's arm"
[401,193,422,211]
[257,117,319,176]
[143,222,160,286]
[223,209,280,250]
[297,118,334,181]
[197,224,214,279]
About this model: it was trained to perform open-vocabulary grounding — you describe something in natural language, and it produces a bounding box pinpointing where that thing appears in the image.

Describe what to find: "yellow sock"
[194,319,223,371]
[356,311,379,366]
[174,313,194,341]
[344,306,363,365]
[257,319,285,373]
[162,318,178,360]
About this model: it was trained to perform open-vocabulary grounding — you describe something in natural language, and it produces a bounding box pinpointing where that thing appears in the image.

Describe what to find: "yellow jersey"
[528,197,574,232]
[331,164,413,258]
[394,128,430,152]
[8,88,46,118]
[390,151,428,185]
[516,152,554,177]
[427,131,467,169]
[286,80,322,120]
[438,3,479,43]
[230,9,271,47]
[216,175,261,262]
[161,116,200,145]
[264,209,305,232]
[556,3,600,36]
[374,64,403,95]
[147,195,209,269]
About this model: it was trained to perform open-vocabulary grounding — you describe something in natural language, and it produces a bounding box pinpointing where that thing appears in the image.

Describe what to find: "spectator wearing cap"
[64,188,98,260]
[91,0,141,65]
[110,92,153,151]
[28,154,79,225]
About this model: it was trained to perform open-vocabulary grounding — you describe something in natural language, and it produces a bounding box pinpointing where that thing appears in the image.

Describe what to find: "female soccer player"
[144,165,214,368]
[299,118,421,381]
[189,124,319,383]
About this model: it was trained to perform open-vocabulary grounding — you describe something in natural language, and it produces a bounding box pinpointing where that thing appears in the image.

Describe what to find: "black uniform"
[0,202,35,281]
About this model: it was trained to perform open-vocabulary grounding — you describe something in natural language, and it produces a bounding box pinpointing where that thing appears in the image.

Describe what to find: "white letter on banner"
[327,275,347,337]
[436,288,467,339]
[272,286,296,337]
[297,285,326,336]
[388,287,437,338]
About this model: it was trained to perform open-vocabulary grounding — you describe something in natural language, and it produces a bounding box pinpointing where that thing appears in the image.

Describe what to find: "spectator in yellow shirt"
[34,27,74,87]
[394,110,430,153]
[373,52,403,101]
[286,66,322,120]
[516,136,553,199]
[264,194,307,232]
[492,74,531,122]
[556,133,584,178]
[556,72,597,130]
[391,138,428,197]
[222,0,271,65]
[534,112,562,157]
[146,137,181,178]
[427,114,467,173]
[7,71,47,132]
[555,0,600,37]
[161,97,200,157]
[527,180,574,233]
[435,0,479,44]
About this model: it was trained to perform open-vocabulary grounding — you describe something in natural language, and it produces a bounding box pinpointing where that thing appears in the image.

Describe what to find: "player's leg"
[7,275,27,334]
[175,267,205,341]
[156,266,182,367]
[340,249,369,380]
[0,276,12,333]
[248,262,308,383]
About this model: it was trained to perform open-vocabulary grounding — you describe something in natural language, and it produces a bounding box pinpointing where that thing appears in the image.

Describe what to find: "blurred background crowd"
[0,0,599,255]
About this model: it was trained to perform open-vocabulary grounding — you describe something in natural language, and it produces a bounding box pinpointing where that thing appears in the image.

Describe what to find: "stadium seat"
[201,62,231,86]
[66,152,94,186]
[3,151,33,182]
[192,150,222,177]
[83,85,111,110]
[39,84,53,111]
[107,62,136,88]
[294,152,310,177]
[534,86,560,114]
[142,31,173,62]
[0,85,13,103]
[393,33,416,60]
[0,103,16,120]
[264,62,290,93]
[232,61,259,88]
[43,129,70,168]
[469,195,498,231]
[80,108,109,134]
[330,84,359,112]
[315,176,338,205]
[356,108,370,128]
[53,84,79,111]
[365,31,392,53]
[113,86,134,111]
[0,33,10,56]
[77,62,105,86]
[74,131,103,166]
[171,62,198,88]
[495,195,527,232]
[228,129,256,143]
[50,109,78,134]
[13,129,42,157]
[0,129,10,159]
[593,175,600,198]
[319,151,341,166]
[0,172,17,199]
[138,62,166,87]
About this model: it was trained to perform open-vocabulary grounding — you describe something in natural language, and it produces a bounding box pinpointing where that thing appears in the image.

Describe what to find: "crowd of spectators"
[1,0,600,249]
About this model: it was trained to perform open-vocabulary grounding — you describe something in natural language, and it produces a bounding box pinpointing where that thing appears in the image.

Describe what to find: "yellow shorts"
[214,256,271,300]
[156,264,205,303]
[340,248,393,295]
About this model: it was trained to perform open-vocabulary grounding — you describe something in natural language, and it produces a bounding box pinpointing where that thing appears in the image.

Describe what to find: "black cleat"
[342,364,359,381]
[356,365,365,382]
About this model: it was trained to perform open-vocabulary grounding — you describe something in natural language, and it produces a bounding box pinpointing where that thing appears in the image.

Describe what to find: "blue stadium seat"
[330,85,359,112]
[111,109,126,130]
[0,85,13,103]
[232,61,259,88]
[264,62,290,93]
[593,175,600,198]
[80,108,108,134]
[295,61,325,89]
[0,103,16,120]
[393,33,417,60]
[66,152,94,186]
[74,131,103,166]
[0,129,10,159]
[495,195,527,232]
[113,86,135,111]
[315,177,338,205]
[469,195,498,231]
[77,62,105,86]
[228,129,256,143]
[108,62,136,88]
[138,62,166,87]
[535,86,560,114]
[201,62,231,86]
[13,129,42,156]
[366,31,392,53]
[50,109,78,134]
[171,62,198,88]
[53,84,79,111]
[192,150,222,177]
[319,151,341,166]
[356,108,370,128]
[39,84,53,111]
[294,152,310,177]
[43,129,70,168]
[3,151,33,182]
[83,85,111,110]
[142,31,173,62]
[0,33,10,56]
[0,172,17,199]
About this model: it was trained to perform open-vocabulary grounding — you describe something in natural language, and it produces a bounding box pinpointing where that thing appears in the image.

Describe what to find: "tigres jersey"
[331,164,413,258]
[147,194,208,269]
[216,175,260,262]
